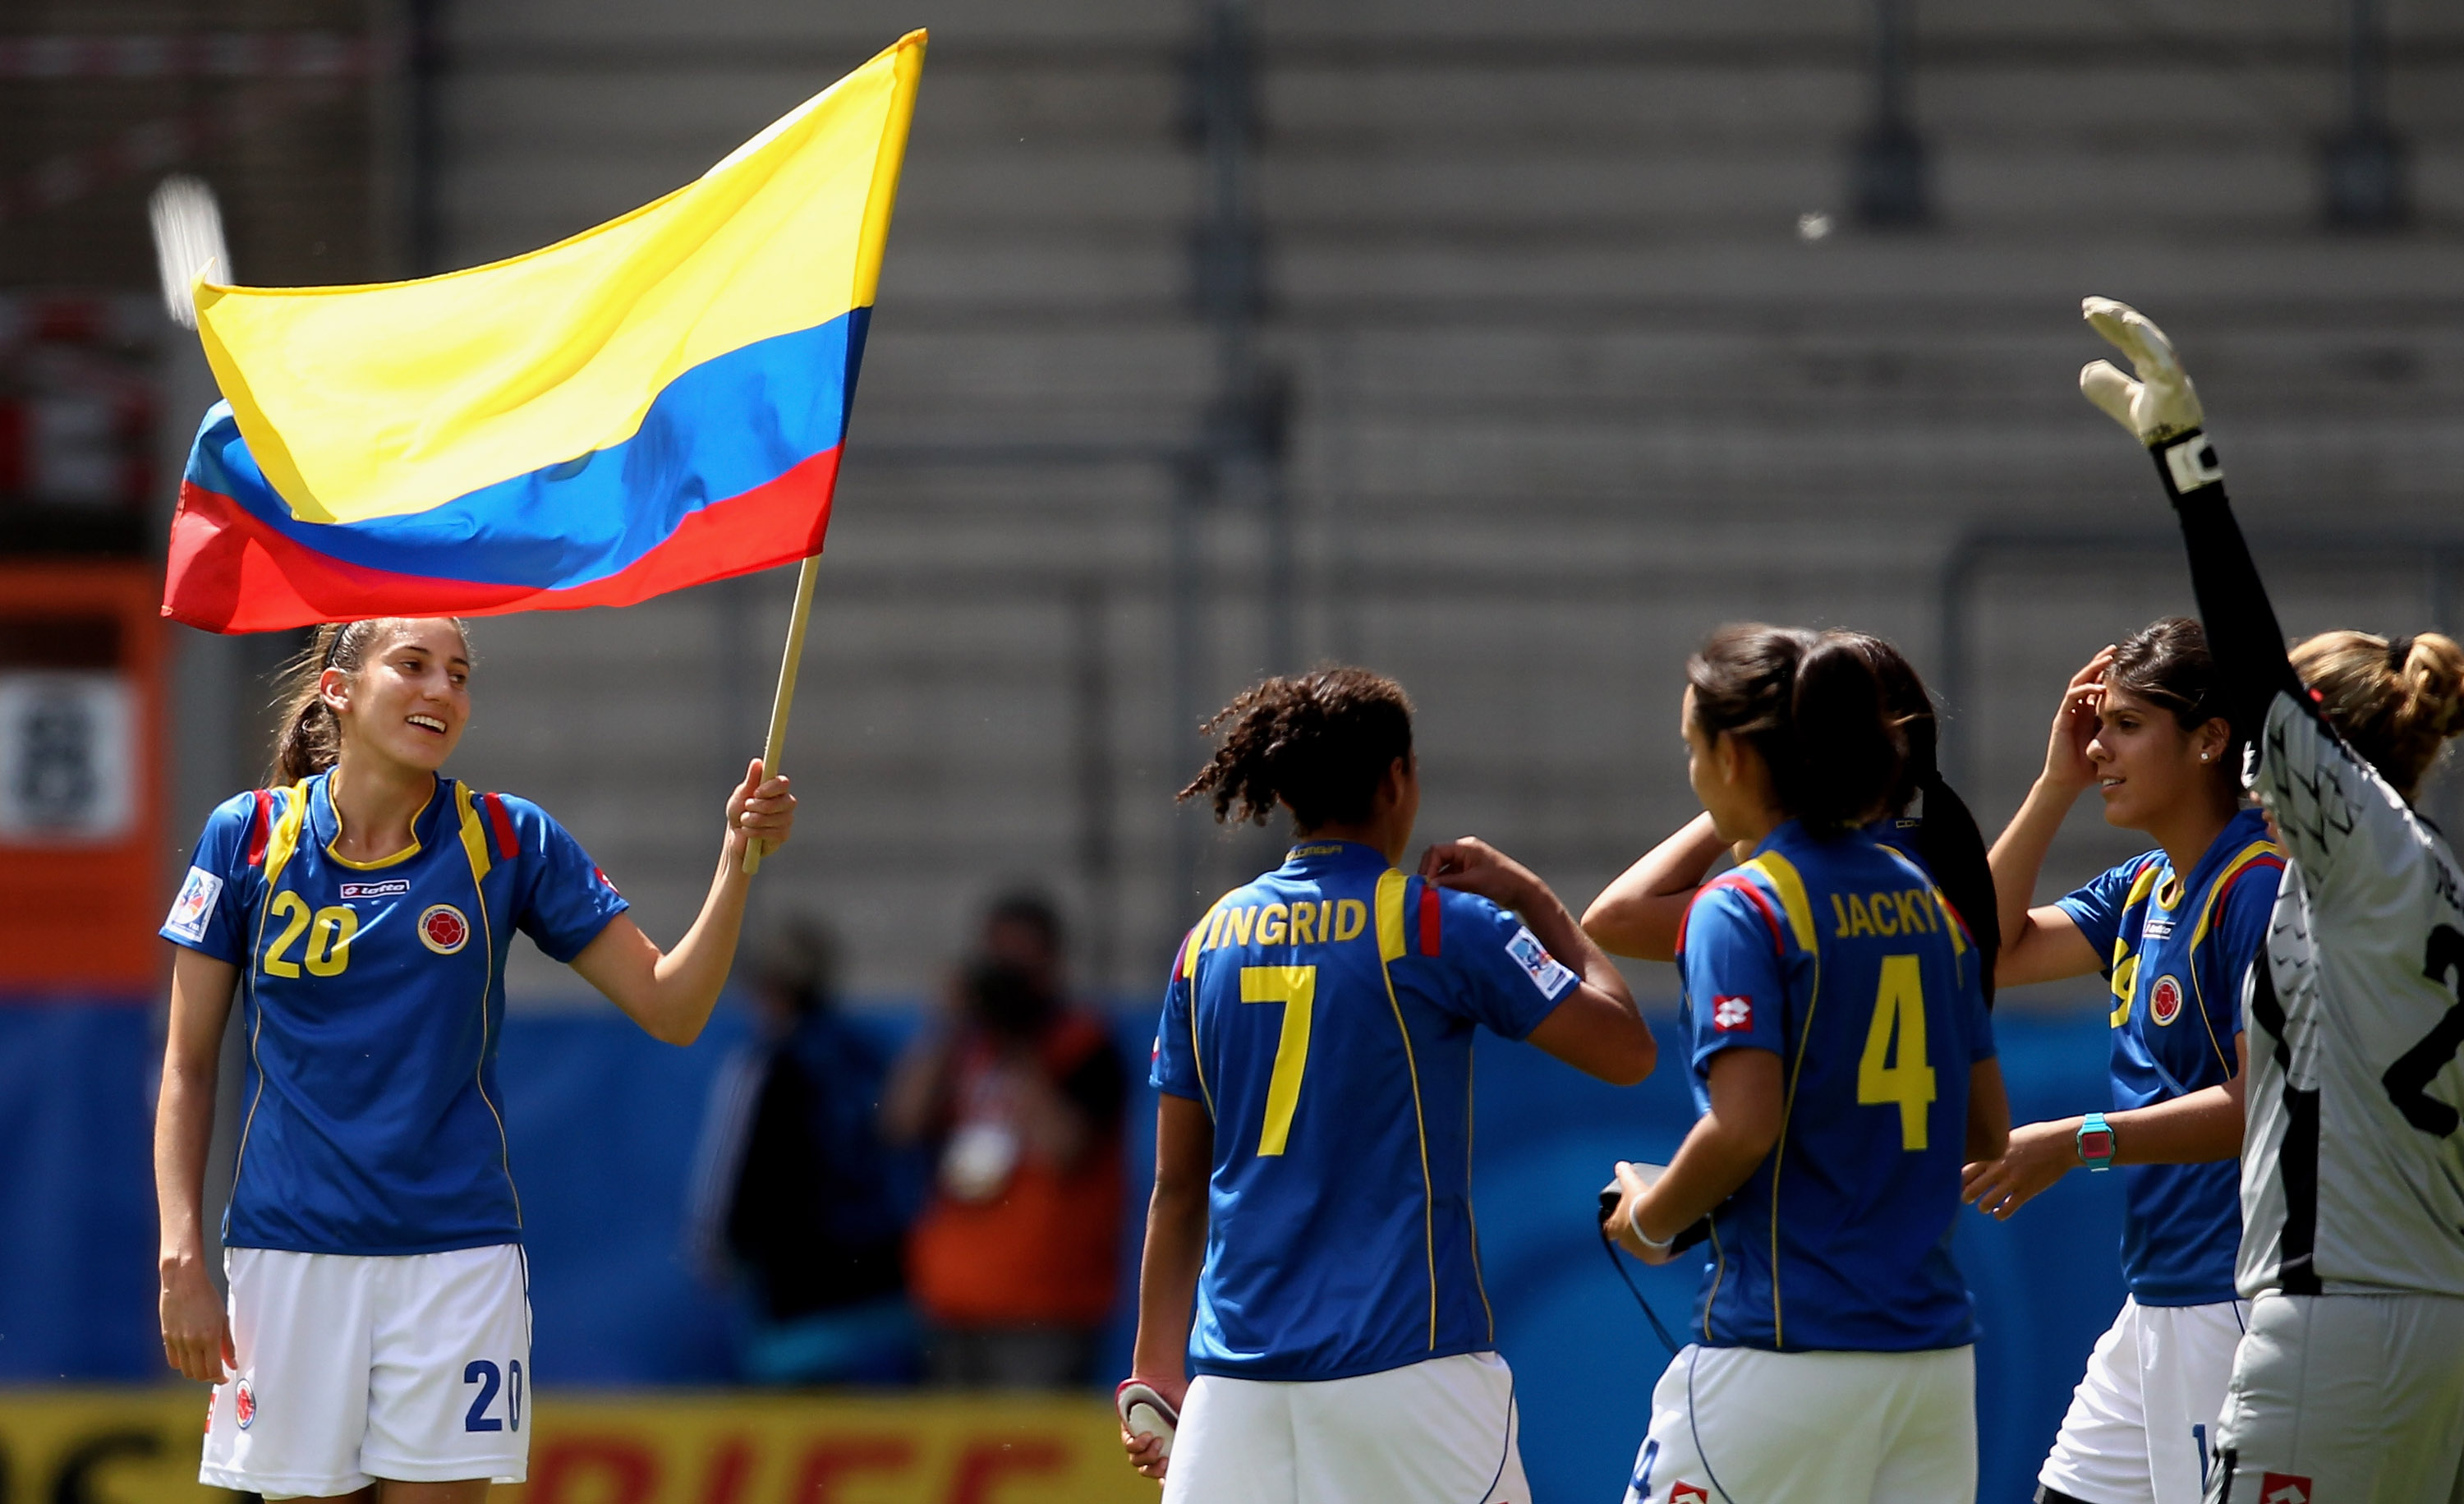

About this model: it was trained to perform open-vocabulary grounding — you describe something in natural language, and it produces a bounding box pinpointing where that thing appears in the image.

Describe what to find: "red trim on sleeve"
[1677,873,1787,963]
[245,789,274,867]
[482,791,520,862]
[1418,881,1441,956]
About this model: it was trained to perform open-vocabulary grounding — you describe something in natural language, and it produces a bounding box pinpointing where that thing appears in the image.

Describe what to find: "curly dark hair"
[1179,667,1414,830]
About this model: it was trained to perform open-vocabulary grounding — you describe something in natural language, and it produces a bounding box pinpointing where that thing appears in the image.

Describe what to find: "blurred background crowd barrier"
[4,0,2458,1498]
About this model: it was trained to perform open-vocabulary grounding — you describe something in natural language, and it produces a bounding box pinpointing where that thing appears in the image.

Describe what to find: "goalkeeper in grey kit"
[2080,298,2464,1504]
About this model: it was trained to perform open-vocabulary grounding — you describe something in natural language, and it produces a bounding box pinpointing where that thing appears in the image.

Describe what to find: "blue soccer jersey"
[2056,807,2280,1305]
[1150,839,1580,1382]
[161,772,627,1255]
[1673,820,1995,1353]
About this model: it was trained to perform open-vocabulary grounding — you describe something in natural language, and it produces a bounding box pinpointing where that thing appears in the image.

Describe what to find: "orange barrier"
[0,1389,1154,1503]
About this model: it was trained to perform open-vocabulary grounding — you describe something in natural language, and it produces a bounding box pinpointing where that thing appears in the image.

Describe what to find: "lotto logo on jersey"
[164,865,223,944]
[340,879,411,899]
[1712,995,1754,1033]
[420,904,471,954]
[2259,1476,2312,1504]
[1671,1485,1710,1503]
[233,1378,256,1430]
[2149,973,2185,1026]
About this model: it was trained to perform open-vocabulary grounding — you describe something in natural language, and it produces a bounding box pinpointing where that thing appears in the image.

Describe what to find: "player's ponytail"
[1842,632,2000,998]
[264,618,468,785]
[1687,625,1904,837]
[1181,666,1414,831]
[2292,628,2464,798]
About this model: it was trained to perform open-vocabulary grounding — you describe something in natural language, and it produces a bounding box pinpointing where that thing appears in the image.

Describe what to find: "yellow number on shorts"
[264,893,356,978]
[1239,965,1317,1157]
[1858,954,1937,1151]
[262,891,312,977]
[303,905,358,977]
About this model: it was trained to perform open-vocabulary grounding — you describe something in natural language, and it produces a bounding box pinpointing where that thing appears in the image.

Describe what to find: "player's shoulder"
[1678,867,1791,959]
[191,784,292,862]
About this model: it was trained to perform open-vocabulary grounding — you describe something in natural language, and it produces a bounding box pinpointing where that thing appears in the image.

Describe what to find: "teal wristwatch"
[2077,1111,2117,1171]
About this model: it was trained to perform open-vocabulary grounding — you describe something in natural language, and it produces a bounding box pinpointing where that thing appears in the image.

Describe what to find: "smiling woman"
[152,615,798,1504]
[1973,616,2280,1504]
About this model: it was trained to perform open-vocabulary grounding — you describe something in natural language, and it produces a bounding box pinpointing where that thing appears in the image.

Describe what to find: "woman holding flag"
[154,615,794,1500]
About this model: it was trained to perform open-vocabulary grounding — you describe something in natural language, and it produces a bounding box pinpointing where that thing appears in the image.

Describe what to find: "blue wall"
[0,1000,2122,1502]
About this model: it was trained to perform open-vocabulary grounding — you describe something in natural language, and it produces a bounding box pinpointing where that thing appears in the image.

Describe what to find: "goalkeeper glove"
[2079,296,2223,496]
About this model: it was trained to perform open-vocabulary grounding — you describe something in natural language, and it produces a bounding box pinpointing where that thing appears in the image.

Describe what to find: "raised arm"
[1420,837,1656,1087]
[570,759,795,1046]
[1991,648,2111,987]
[2080,298,2303,748]
[156,947,237,1383]
[1581,812,1732,962]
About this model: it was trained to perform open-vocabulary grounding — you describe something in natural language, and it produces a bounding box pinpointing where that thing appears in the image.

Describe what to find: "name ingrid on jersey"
[1197,898,1370,950]
[1829,886,1946,940]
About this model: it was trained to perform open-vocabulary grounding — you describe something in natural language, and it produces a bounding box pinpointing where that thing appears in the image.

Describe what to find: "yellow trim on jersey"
[1737,845,1823,1349]
[1741,850,1820,953]
[2109,863,2166,1028]
[260,780,311,890]
[2184,839,2281,1077]
[323,778,434,869]
[234,781,312,1211]
[453,783,521,1226]
[453,783,494,883]
[1466,1051,1496,1343]
[1373,868,1440,1350]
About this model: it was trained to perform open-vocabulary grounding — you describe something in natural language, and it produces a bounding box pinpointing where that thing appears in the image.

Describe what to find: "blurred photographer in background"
[884,894,1128,1388]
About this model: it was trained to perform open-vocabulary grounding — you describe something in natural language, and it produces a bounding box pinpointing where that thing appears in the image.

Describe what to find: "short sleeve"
[1427,886,1577,1042]
[1677,882,1789,1072]
[2208,856,2282,1041]
[497,796,628,964]
[2055,858,2147,972]
[1150,931,1205,1103]
[159,792,260,964]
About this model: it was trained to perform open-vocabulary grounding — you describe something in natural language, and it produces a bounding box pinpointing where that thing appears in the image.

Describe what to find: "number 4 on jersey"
[1859,954,1937,1151]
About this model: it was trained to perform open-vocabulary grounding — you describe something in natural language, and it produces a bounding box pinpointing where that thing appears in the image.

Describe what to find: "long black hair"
[1843,632,2002,1002]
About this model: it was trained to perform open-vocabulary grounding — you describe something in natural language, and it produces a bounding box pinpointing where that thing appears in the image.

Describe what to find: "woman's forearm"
[154,1056,218,1270]
[1583,814,1729,962]
[2108,1082,2243,1164]
[1990,779,2072,961]
[1130,1180,1207,1384]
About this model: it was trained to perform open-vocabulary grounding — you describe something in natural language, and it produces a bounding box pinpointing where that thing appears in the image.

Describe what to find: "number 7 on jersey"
[1239,965,1317,1157]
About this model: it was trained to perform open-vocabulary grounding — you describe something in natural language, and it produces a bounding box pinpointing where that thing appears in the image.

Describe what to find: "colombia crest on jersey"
[2057,806,2280,1304]
[163,772,627,1255]
[1151,839,1580,1382]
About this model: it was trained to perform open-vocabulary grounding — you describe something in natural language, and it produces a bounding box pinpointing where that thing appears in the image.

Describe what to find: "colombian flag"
[163,32,924,633]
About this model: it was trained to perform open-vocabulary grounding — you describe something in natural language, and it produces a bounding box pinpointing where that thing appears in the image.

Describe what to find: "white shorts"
[2204,1290,2464,1504]
[204,1244,531,1498]
[1623,1343,1974,1504]
[1163,1350,1528,1504]
[2040,1296,2247,1504]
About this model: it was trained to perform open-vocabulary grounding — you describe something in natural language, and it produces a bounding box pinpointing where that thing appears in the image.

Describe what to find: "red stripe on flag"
[1418,881,1441,955]
[163,446,840,632]
[246,788,274,867]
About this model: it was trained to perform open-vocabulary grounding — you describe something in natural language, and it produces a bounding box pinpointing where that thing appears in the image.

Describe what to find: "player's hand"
[2041,647,2113,796]
[1961,1117,2080,1220]
[1607,1160,1677,1266]
[159,1253,232,1384]
[2080,297,2205,447]
[1118,1374,1185,1480]
[1418,836,1538,911]
[724,758,796,860]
